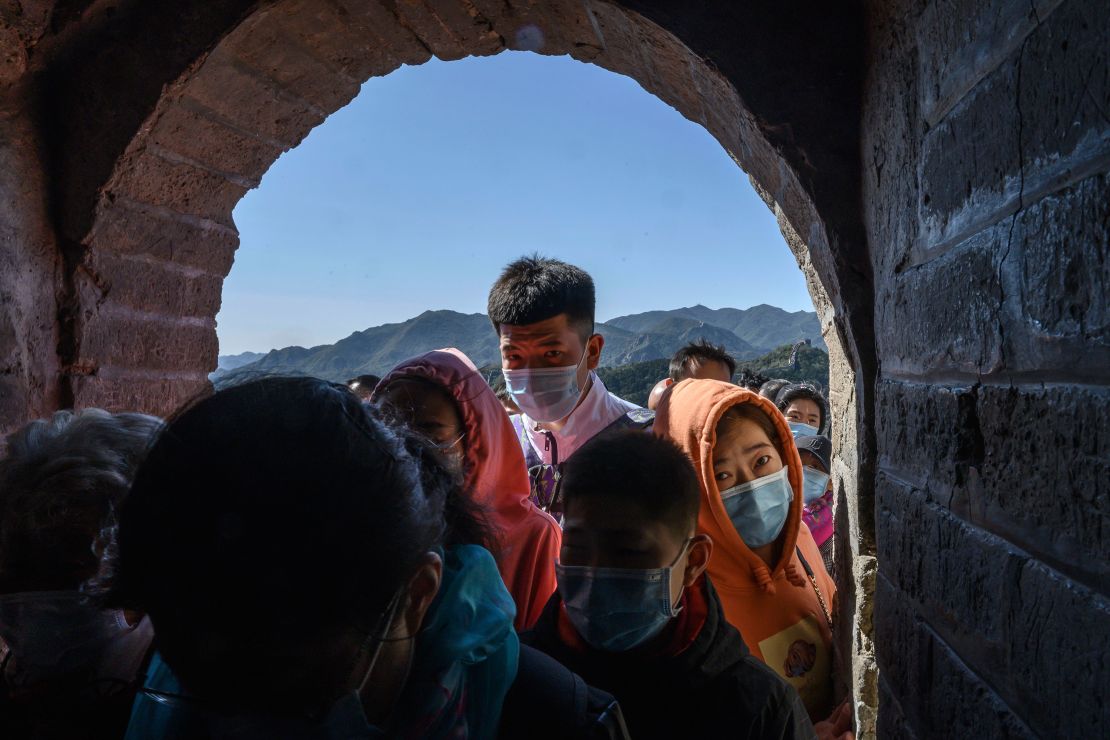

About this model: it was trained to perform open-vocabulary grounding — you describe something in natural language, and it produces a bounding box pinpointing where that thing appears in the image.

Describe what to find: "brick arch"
[50,0,877,729]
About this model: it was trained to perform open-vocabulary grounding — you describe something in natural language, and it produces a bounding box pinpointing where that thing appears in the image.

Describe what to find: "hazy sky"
[217,51,812,355]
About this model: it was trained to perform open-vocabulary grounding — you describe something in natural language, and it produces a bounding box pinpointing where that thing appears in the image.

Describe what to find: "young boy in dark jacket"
[521,431,816,740]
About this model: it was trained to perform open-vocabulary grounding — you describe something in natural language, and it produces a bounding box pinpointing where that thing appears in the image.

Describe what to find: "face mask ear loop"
[667,537,695,617]
[357,587,406,694]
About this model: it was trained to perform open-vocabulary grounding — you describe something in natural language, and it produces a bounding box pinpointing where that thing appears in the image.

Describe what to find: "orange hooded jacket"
[376,348,561,631]
[656,379,836,719]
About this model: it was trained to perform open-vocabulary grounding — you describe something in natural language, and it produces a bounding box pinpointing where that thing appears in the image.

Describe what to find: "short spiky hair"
[669,339,737,382]
[561,431,700,538]
[487,255,595,336]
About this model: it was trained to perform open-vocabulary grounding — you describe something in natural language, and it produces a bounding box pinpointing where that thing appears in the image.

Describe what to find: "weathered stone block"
[918,0,1110,258]
[918,0,1064,125]
[875,379,972,495]
[423,0,503,57]
[392,0,468,61]
[877,225,1005,376]
[70,372,211,418]
[78,249,224,320]
[877,478,1110,737]
[918,60,1020,253]
[331,0,432,67]
[185,48,327,149]
[77,311,218,374]
[874,575,1037,739]
[88,201,238,277]
[109,150,246,226]
[225,9,362,113]
[974,384,1110,592]
[256,0,405,83]
[1016,0,1110,192]
[1004,172,1110,377]
[147,101,285,185]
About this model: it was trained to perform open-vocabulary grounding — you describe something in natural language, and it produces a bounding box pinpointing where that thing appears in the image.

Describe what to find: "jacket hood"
[376,348,532,522]
[655,379,806,593]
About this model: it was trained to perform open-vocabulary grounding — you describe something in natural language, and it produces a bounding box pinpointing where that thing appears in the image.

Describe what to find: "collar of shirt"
[521,372,639,464]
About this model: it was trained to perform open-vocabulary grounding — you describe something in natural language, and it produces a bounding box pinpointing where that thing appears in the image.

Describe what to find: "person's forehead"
[799,449,827,472]
[498,315,574,342]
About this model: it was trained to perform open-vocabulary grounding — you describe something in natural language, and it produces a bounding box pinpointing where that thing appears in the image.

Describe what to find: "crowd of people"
[0,256,851,739]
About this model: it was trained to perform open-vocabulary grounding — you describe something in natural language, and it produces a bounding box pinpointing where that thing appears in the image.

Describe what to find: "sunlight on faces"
[498,314,603,424]
[498,314,601,375]
[560,495,711,608]
[784,398,821,428]
[379,379,465,463]
[713,415,785,488]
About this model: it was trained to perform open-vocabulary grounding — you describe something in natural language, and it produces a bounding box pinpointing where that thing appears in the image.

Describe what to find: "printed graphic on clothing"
[757,614,831,714]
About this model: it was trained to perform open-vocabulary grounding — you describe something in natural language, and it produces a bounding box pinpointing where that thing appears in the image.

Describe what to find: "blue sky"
[218,51,812,355]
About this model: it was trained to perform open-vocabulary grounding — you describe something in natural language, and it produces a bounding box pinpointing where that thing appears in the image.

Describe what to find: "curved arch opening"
[65,0,877,731]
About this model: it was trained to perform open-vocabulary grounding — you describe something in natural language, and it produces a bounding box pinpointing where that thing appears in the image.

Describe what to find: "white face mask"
[502,348,589,423]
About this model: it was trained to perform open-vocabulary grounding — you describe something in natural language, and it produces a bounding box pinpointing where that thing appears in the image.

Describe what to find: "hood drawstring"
[754,562,806,593]
[784,562,807,588]
[754,564,776,594]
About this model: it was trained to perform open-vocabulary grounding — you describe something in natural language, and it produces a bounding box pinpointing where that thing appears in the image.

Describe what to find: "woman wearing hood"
[655,379,837,721]
[375,348,562,631]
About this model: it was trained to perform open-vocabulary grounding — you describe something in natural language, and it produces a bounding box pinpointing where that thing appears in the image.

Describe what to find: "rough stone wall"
[863,0,1110,736]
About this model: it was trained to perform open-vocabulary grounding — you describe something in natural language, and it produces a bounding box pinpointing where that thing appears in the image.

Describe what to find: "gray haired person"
[0,409,162,740]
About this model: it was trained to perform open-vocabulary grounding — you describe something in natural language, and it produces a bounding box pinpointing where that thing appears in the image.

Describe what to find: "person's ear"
[395,552,443,638]
[683,533,713,587]
[586,333,604,370]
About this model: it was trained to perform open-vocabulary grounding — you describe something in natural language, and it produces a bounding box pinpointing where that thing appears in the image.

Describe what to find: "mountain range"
[214,304,824,384]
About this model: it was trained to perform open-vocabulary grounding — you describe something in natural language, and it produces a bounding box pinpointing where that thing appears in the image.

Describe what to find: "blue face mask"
[788,420,819,438]
[555,541,689,652]
[503,349,588,423]
[720,466,793,548]
[802,466,830,504]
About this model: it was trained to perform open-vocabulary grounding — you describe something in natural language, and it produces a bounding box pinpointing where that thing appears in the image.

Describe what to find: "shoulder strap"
[600,408,655,434]
[795,547,833,629]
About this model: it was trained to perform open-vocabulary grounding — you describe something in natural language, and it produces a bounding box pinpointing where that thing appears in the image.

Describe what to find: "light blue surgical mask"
[503,349,588,423]
[720,466,793,548]
[788,420,819,438]
[802,466,830,504]
[555,541,689,652]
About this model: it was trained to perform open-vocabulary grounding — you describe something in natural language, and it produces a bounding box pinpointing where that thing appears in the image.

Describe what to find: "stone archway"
[8,0,878,731]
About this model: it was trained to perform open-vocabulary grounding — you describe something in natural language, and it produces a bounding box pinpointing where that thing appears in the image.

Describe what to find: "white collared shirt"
[519,372,641,465]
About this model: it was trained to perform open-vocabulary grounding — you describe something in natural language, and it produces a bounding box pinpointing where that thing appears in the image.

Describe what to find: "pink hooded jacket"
[376,348,561,631]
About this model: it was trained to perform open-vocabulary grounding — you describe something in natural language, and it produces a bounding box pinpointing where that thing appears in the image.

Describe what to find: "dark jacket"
[521,577,816,740]
[499,644,630,740]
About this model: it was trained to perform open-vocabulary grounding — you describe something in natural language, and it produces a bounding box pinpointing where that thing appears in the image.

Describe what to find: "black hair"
[346,374,381,400]
[560,431,700,538]
[758,378,791,402]
[735,368,770,392]
[775,382,830,434]
[668,339,737,382]
[108,377,445,711]
[487,254,595,337]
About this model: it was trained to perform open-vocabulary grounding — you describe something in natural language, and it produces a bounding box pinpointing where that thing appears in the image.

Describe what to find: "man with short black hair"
[488,255,650,521]
[668,339,736,383]
[523,431,815,740]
